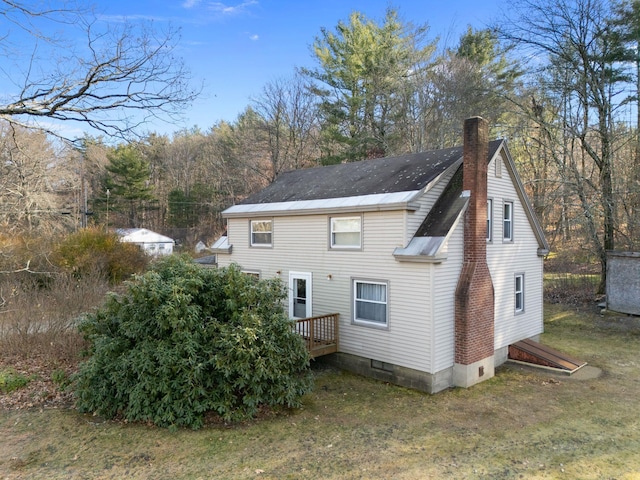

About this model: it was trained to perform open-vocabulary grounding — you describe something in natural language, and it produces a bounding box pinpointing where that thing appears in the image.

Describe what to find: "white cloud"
[249,34,259,41]
[182,0,202,8]
[207,1,258,16]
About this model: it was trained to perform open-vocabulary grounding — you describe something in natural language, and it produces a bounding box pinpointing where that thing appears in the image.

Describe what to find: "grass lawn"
[2,303,640,479]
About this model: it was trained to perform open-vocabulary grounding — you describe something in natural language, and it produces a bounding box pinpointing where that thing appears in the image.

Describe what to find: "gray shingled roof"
[240,141,503,205]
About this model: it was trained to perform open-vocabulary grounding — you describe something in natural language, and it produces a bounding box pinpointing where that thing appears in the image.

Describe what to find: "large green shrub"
[52,227,148,283]
[73,256,312,428]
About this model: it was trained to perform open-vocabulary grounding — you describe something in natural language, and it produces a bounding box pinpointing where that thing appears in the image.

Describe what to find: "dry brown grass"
[0,272,110,361]
[1,302,640,479]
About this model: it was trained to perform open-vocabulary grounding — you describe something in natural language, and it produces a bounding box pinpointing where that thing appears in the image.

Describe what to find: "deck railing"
[294,313,339,358]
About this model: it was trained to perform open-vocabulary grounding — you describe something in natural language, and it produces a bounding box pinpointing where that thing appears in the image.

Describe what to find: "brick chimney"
[453,117,495,388]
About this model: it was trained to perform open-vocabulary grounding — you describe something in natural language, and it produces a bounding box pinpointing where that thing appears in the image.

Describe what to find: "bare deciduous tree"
[0,0,198,140]
[0,123,76,234]
[252,74,321,181]
[499,0,625,292]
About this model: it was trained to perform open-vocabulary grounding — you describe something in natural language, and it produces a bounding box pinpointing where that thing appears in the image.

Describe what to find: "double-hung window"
[515,274,524,313]
[331,216,361,249]
[353,280,388,327]
[250,219,272,247]
[503,201,513,242]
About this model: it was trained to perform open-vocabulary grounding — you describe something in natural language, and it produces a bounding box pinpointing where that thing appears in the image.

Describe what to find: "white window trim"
[250,219,273,247]
[352,278,389,329]
[330,215,362,249]
[487,198,493,242]
[503,201,513,242]
[289,271,312,320]
[515,273,525,314]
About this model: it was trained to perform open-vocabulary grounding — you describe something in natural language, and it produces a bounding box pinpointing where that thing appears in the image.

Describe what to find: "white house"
[212,118,549,393]
[116,228,175,256]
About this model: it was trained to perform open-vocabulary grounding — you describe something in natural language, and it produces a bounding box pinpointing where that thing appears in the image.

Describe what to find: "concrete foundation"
[453,355,495,388]
[316,352,453,394]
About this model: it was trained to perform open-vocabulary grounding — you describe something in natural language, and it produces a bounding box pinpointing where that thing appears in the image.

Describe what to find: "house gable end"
[491,143,549,255]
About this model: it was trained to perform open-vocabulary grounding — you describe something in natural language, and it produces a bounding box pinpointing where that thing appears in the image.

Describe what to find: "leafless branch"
[0,1,199,141]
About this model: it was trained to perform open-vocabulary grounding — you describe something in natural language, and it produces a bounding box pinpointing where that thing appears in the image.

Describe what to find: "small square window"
[515,274,524,313]
[331,216,361,248]
[503,201,513,242]
[250,220,272,246]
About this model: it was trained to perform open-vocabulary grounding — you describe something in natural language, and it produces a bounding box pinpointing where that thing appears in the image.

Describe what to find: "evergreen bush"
[73,256,312,429]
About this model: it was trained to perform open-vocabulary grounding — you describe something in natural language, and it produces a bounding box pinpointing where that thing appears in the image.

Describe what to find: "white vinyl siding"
[250,219,272,246]
[330,216,361,248]
[488,154,544,349]
[431,224,464,372]
[218,209,434,373]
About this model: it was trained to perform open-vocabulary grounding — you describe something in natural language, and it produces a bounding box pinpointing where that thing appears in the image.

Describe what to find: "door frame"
[288,271,313,319]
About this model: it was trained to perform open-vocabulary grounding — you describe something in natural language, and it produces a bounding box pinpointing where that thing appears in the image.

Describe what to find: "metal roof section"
[223,190,422,218]
[210,235,232,253]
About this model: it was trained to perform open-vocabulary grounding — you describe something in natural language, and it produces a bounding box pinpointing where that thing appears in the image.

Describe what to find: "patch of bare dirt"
[0,355,77,410]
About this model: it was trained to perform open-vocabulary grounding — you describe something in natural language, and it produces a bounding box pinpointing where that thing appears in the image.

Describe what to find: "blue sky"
[11,1,504,137]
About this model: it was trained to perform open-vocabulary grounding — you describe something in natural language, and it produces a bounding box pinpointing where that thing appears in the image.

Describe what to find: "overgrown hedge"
[52,227,148,283]
[73,256,313,428]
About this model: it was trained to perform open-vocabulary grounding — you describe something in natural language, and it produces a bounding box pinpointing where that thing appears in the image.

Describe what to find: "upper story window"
[353,279,388,327]
[331,216,361,249]
[250,219,272,247]
[515,273,524,313]
[503,201,513,242]
[487,198,493,242]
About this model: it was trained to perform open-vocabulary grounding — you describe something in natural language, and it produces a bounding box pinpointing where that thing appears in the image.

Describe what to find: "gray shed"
[606,251,640,315]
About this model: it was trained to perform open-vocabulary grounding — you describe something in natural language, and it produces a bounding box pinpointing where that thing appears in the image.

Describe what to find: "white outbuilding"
[116,228,175,256]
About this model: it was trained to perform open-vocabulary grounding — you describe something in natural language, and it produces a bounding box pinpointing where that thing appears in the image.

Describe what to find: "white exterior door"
[289,272,312,319]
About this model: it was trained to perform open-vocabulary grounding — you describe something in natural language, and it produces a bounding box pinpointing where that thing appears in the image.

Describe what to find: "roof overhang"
[210,235,232,254]
[393,237,449,263]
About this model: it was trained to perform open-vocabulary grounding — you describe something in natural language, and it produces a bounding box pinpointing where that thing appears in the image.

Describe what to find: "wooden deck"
[295,313,339,358]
